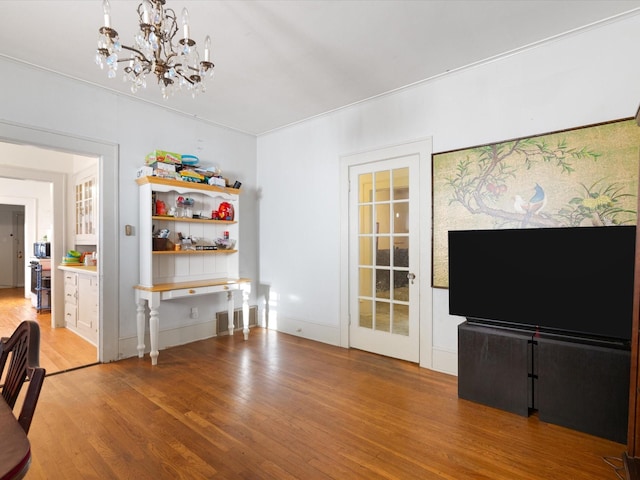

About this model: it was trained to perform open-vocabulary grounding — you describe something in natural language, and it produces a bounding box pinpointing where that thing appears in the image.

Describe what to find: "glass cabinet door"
[75,173,97,244]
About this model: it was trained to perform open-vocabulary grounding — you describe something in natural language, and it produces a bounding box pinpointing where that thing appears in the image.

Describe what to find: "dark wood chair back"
[0,320,46,434]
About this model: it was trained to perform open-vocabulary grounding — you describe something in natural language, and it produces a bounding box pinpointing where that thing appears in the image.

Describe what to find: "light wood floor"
[24,327,627,479]
[0,287,97,375]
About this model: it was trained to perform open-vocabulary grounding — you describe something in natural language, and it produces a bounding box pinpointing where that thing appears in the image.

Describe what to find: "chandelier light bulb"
[141,0,152,25]
[102,0,111,28]
[181,8,190,41]
[204,35,211,62]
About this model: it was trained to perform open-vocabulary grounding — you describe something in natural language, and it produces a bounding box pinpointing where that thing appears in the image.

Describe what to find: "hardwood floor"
[0,287,97,375]
[24,327,627,479]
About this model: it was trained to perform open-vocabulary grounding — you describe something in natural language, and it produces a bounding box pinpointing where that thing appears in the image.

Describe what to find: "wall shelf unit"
[134,176,250,365]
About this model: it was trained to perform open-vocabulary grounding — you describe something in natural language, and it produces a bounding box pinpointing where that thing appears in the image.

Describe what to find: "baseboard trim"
[432,347,458,376]
[118,320,218,360]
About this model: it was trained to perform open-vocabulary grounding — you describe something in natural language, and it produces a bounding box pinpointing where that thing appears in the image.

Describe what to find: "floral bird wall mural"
[432,118,640,288]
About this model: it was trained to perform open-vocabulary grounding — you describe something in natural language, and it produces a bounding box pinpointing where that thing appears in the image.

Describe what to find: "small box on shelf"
[152,238,174,251]
[136,166,154,178]
[195,245,218,251]
[208,176,226,187]
[145,150,182,165]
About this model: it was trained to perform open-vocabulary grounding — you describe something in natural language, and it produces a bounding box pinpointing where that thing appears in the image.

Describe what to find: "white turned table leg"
[148,293,160,366]
[135,294,146,358]
[149,308,159,366]
[242,285,250,340]
[227,290,235,335]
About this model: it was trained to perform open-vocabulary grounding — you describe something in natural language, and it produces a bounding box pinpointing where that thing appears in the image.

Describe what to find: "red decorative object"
[155,200,167,215]
[217,202,234,221]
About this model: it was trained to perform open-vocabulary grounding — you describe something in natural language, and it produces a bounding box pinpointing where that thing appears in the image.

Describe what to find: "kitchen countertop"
[57,264,98,275]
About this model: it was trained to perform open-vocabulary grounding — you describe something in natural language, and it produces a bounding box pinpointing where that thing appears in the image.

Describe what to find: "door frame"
[339,138,433,369]
[0,120,120,364]
[13,210,25,288]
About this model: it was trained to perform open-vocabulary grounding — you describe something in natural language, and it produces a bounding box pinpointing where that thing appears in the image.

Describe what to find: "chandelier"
[95,0,214,98]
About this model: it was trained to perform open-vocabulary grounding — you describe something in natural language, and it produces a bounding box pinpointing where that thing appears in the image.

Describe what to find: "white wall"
[0,174,53,242]
[0,58,258,361]
[257,13,640,374]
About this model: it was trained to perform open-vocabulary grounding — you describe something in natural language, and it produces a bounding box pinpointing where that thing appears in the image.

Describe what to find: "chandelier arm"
[175,70,196,85]
[172,62,196,74]
[153,6,180,58]
[120,44,152,65]
[160,51,178,63]
[163,8,180,43]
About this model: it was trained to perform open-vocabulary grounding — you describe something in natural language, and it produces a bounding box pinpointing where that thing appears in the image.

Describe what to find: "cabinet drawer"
[65,303,77,328]
[161,283,239,300]
[64,287,78,305]
[64,272,78,286]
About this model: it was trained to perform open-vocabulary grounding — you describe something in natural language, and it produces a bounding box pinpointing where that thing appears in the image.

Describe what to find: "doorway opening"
[0,120,120,368]
[0,145,99,373]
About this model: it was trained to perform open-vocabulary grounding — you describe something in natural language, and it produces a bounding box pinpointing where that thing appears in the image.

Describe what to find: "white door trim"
[339,138,433,368]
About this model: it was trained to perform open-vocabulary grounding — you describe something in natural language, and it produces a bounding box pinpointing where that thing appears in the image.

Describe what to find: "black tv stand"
[530,327,631,350]
[458,320,630,443]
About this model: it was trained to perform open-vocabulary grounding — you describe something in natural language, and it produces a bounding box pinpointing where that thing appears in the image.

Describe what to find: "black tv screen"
[448,226,636,343]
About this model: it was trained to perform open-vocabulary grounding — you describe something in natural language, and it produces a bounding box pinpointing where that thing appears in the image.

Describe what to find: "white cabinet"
[134,176,251,365]
[78,274,98,340]
[63,270,78,328]
[74,169,97,245]
[61,268,98,345]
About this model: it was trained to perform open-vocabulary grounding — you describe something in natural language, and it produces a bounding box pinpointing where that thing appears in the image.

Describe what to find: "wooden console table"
[134,277,251,365]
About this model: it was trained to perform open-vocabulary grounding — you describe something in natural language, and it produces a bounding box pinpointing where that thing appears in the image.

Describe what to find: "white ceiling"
[1,1,640,135]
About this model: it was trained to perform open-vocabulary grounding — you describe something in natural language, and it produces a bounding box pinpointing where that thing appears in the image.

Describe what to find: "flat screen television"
[448,226,636,344]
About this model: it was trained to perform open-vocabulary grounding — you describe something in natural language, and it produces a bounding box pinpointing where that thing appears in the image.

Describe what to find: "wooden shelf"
[152,249,237,255]
[136,175,240,195]
[152,215,236,224]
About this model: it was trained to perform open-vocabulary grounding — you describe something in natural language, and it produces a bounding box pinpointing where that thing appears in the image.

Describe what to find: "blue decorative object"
[181,154,199,166]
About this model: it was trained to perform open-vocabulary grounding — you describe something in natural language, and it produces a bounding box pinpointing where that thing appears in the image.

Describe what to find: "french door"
[348,152,420,362]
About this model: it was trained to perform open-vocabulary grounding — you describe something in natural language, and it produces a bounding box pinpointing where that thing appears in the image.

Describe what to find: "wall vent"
[216,305,258,335]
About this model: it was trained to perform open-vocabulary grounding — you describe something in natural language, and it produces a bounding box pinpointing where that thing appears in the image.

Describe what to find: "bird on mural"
[514,184,546,227]
[529,183,546,212]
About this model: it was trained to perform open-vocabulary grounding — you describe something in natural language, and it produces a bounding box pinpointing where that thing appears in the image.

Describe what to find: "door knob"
[407,272,416,284]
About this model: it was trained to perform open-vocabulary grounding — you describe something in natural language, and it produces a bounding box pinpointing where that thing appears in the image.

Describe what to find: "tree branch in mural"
[443,137,633,227]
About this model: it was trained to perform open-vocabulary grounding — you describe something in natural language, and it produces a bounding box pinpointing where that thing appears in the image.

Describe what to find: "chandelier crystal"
[95,0,214,98]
